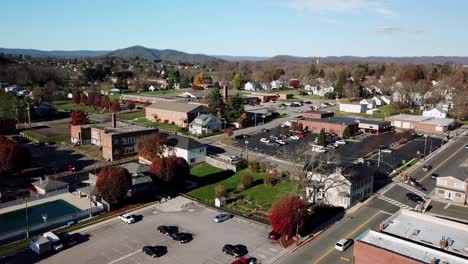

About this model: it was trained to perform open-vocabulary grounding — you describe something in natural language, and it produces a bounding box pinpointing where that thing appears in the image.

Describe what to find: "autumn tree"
[0,136,31,177]
[232,72,244,89]
[137,133,169,161]
[215,185,226,198]
[207,88,224,115]
[96,166,132,205]
[269,196,308,237]
[225,128,234,137]
[149,156,189,192]
[101,95,110,109]
[193,72,205,87]
[240,173,253,189]
[70,110,89,126]
[110,99,121,112]
[126,102,136,110]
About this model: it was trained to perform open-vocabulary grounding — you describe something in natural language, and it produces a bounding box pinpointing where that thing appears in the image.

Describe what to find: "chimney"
[439,239,448,250]
[112,113,117,128]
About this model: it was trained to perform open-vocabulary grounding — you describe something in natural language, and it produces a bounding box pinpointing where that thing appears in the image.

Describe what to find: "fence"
[0,206,103,245]
[205,155,239,172]
[0,189,69,210]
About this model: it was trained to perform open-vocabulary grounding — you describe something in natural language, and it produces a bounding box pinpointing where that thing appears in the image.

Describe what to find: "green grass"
[190,163,225,178]
[21,130,70,143]
[188,169,299,209]
[141,88,190,96]
[75,145,104,160]
[118,111,145,120]
[132,117,186,133]
[54,102,103,114]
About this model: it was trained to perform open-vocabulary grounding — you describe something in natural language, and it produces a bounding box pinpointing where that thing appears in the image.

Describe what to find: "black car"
[235,134,248,140]
[142,246,164,258]
[406,193,424,202]
[222,244,245,258]
[169,232,192,243]
[58,232,80,247]
[157,225,178,236]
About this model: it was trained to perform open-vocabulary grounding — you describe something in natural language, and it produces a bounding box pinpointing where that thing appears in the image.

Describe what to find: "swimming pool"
[0,199,81,234]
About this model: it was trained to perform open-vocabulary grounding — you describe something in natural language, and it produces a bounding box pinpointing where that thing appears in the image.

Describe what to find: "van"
[43,232,63,251]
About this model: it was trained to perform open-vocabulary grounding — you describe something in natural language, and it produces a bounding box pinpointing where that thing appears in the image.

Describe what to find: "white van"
[43,232,63,251]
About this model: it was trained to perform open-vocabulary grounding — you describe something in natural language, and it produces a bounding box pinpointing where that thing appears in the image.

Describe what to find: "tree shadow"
[187,170,235,187]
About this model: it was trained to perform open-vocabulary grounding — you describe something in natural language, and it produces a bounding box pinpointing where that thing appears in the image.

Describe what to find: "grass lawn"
[132,117,186,133]
[141,89,190,96]
[75,145,104,160]
[54,102,104,114]
[118,111,145,120]
[191,163,225,178]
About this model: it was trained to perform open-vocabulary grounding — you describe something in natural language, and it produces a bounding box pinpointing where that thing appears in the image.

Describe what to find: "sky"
[1,0,467,57]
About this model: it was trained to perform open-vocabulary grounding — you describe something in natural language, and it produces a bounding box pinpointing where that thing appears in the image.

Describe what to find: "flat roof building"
[386,114,455,134]
[298,116,359,136]
[354,210,468,264]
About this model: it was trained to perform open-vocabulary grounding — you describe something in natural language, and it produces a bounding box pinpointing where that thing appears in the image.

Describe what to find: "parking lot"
[10,197,286,264]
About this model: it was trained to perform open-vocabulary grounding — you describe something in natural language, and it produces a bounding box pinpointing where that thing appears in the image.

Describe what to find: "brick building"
[298,117,359,136]
[354,210,468,264]
[145,101,207,128]
[303,110,334,119]
[70,115,158,161]
[385,114,455,134]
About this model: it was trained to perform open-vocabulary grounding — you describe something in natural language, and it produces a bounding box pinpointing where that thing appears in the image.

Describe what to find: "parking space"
[11,197,286,264]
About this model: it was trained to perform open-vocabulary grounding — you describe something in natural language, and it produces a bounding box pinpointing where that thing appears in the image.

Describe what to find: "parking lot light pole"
[423,135,428,160]
[245,140,249,161]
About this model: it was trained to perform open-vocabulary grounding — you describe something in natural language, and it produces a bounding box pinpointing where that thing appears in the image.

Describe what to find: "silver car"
[213,213,233,223]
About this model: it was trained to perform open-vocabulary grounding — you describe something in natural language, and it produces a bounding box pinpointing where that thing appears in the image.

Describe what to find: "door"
[445,191,453,200]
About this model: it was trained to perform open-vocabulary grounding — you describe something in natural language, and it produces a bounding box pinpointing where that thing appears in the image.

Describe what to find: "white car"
[119,214,135,224]
[381,148,392,153]
[276,139,287,145]
[228,156,241,164]
[213,213,234,223]
[335,238,353,251]
[260,138,270,143]
[335,140,346,145]
[290,135,300,140]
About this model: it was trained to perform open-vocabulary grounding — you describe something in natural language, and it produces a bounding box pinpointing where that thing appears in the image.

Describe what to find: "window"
[438,180,447,186]
[190,158,195,163]
[113,138,119,144]
[113,148,120,154]
[455,193,462,198]
[199,148,204,153]
[124,147,134,154]
[454,182,465,189]
[438,189,445,195]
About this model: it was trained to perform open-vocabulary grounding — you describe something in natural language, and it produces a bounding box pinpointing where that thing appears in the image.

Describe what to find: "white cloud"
[290,0,396,16]
[374,27,425,35]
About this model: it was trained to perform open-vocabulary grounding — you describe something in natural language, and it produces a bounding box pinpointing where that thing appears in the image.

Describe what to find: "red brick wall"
[303,112,334,119]
[145,108,189,127]
[354,240,421,264]
[298,120,358,136]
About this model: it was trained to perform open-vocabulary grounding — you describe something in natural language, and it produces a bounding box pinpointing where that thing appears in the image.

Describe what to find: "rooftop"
[120,162,150,175]
[357,230,468,264]
[146,100,206,113]
[301,116,358,126]
[32,179,69,191]
[166,134,205,150]
[355,118,391,126]
[381,210,468,258]
[90,121,157,134]
[386,114,430,122]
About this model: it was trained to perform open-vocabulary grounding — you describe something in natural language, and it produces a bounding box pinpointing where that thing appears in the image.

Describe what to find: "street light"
[262,114,266,125]
[245,140,249,161]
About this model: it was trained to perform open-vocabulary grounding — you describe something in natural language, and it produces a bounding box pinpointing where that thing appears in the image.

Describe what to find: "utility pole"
[25,199,29,238]
[377,149,381,168]
[423,135,428,160]
[245,140,249,161]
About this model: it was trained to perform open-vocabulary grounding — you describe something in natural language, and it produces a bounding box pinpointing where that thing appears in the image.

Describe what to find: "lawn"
[141,88,190,96]
[75,145,104,160]
[118,111,145,121]
[188,168,300,209]
[21,123,70,143]
[132,117,186,133]
[191,163,225,178]
[54,102,104,114]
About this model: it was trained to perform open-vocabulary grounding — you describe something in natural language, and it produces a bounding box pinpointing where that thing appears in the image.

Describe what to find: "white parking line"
[444,203,451,209]
[106,248,141,264]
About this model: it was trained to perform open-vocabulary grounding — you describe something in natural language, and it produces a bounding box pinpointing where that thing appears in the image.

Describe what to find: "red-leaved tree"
[110,99,121,112]
[225,128,234,137]
[101,95,111,110]
[269,196,308,237]
[96,166,132,205]
[137,133,168,161]
[149,156,189,192]
[80,93,88,105]
[93,94,101,108]
[70,110,89,126]
[72,92,81,104]
[0,136,31,177]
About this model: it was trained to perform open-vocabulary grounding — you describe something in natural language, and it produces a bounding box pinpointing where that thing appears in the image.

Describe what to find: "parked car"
[261,128,270,132]
[142,246,164,258]
[214,213,234,223]
[465,144,468,149]
[275,139,287,145]
[169,232,191,243]
[157,225,178,236]
[406,193,424,202]
[228,156,241,164]
[271,142,281,147]
[381,148,392,154]
[431,173,438,179]
[290,135,300,140]
[335,238,353,251]
[268,231,282,240]
[235,134,249,140]
[335,140,346,145]
[58,233,80,248]
[118,214,135,224]
[260,138,270,143]
[422,165,432,171]
[222,244,245,258]
[297,133,305,138]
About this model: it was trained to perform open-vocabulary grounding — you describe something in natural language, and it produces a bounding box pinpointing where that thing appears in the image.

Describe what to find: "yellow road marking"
[340,257,350,262]
[312,211,383,264]
[420,144,465,182]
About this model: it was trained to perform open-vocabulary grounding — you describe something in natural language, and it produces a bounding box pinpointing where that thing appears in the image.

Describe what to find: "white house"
[339,103,366,113]
[371,96,384,106]
[423,108,447,118]
[434,176,467,205]
[380,96,391,105]
[360,98,376,109]
[244,81,262,91]
[148,85,157,92]
[261,83,271,90]
[270,80,285,90]
[164,135,206,165]
[189,114,222,135]
[306,164,374,209]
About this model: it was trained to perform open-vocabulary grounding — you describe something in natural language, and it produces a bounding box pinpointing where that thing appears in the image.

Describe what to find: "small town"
[0,1,467,264]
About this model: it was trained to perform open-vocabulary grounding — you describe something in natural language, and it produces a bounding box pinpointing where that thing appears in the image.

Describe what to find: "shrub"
[225,128,234,137]
[215,185,226,198]
[249,160,260,173]
[163,119,169,124]
[126,102,136,110]
[264,174,273,187]
[240,173,253,188]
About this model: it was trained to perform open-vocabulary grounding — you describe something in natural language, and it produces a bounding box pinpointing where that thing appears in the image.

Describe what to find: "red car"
[297,133,305,138]
[231,258,248,264]
[268,230,282,240]
[309,105,315,110]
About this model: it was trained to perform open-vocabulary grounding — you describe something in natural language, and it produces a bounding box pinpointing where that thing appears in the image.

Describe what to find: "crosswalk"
[377,195,413,210]
[396,182,428,198]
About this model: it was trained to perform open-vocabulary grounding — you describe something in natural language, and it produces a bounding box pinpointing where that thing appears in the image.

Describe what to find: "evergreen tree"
[342,127,351,139]
[232,72,244,89]
[207,88,224,115]
[317,129,327,147]
[224,94,245,122]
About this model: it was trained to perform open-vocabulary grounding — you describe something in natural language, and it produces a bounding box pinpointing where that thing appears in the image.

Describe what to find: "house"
[148,85,157,91]
[189,114,222,135]
[380,95,391,105]
[261,83,271,90]
[339,103,366,113]
[288,79,300,89]
[70,114,158,161]
[270,80,285,90]
[371,96,384,106]
[244,81,262,91]
[306,163,374,209]
[120,162,154,195]
[423,108,447,118]
[163,135,206,165]
[434,176,467,205]
[32,178,69,195]
[145,101,207,128]
[359,98,376,109]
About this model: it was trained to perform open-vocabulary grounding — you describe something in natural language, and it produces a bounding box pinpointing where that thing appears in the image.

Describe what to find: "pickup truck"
[119,214,136,224]
[43,232,63,251]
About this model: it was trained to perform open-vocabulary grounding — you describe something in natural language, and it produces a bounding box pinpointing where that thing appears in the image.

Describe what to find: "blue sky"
[1,0,467,56]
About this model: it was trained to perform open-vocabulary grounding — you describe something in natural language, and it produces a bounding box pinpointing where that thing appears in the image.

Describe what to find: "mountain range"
[1,46,468,65]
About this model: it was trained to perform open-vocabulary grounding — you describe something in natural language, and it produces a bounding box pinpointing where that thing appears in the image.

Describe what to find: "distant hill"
[105,46,221,63]
[0,48,109,58]
[1,46,468,65]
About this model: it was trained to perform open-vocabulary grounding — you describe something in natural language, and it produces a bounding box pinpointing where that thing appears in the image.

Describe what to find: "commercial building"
[356,119,392,134]
[303,110,334,119]
[298,116,359,137]
[145,101,207,128]
[70,115,158,161]
[434,176,467,205]
[339,103,367,113]
[354,210,468,264]
[385,114,455,134]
